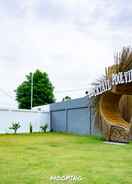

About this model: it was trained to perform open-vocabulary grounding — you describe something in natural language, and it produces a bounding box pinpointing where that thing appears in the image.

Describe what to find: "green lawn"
[0,133,132,184]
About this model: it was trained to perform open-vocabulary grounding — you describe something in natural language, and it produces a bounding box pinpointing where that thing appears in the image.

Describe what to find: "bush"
[40,124,48,133]
[29,123,33,133]
[9,122,21,134]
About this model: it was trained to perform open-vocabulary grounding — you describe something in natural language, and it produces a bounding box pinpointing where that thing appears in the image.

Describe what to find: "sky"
[0,0,132,108]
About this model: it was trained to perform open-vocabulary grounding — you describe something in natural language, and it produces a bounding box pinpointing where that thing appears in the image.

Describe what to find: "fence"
[50,96,97,135]
[0,108,50,134]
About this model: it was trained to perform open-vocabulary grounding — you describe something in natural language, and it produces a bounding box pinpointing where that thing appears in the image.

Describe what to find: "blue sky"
[0,0,132,108]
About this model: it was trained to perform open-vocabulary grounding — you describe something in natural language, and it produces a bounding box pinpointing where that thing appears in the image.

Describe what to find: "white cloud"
[0,0,131,107]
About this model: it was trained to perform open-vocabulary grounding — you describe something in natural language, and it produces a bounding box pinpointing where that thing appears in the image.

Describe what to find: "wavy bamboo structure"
[97,47,132,143]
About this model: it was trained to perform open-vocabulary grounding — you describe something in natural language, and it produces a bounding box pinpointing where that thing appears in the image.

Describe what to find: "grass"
[0,133,132,184]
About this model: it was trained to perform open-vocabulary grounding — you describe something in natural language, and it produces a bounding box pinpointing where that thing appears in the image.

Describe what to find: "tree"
[16,70,55,109]
[62,96,71,101]
[9,122,21,134]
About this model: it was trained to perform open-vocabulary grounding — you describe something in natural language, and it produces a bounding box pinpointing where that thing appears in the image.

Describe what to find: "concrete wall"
[0,109,50,134]
[0,97,97,135]
[50,96,97,135]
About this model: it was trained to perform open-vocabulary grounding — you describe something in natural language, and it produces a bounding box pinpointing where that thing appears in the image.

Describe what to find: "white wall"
[0,109,50,134]
[32,104,50,112]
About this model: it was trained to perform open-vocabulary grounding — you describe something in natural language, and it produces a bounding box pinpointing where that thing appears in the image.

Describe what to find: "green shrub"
[9,122,21,134]
[40,124,48,133]
[29,123,33,133]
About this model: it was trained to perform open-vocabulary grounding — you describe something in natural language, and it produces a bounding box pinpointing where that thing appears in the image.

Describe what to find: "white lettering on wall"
[89,69,132,98]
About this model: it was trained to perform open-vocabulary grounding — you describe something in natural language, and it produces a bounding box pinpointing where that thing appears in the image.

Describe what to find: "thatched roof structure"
[106,47,132,78]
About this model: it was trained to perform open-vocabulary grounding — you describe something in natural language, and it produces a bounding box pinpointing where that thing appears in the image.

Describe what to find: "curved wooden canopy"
[99,84,132,143]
